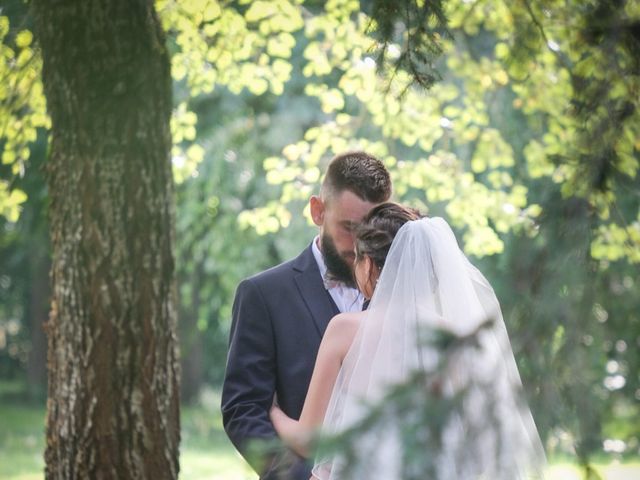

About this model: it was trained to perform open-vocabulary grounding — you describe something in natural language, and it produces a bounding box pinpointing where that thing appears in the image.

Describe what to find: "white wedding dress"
[312,217,546,479]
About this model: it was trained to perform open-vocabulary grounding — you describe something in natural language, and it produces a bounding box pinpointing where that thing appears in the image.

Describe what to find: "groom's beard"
[321,232,357,288]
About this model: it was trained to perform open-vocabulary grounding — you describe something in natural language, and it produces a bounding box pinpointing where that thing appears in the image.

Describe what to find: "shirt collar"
[311,235,328,281]
[311,236,342,289]
[312,236,364,311]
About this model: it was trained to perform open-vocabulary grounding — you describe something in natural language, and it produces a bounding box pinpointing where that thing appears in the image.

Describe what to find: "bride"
[270,203,546,479]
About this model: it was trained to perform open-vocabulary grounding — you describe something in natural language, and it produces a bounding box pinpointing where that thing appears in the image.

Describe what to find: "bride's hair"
[355,203,422,271]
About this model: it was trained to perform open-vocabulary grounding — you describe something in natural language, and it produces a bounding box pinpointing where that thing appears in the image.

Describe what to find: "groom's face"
[311,190,378,285]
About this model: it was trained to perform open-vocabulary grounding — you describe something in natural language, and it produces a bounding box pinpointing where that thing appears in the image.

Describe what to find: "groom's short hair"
[321,151,392,203]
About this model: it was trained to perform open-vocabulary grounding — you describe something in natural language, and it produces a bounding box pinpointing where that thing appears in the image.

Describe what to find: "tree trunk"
[32,1,180,478]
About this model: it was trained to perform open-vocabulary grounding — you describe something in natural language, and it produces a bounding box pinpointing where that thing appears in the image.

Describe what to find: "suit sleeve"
[222,278,303,478]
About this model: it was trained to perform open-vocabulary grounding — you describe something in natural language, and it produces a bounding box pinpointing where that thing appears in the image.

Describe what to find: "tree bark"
[32,1,180,478]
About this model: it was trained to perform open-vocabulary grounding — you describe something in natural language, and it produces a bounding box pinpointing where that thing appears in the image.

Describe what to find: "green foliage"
[365,0,449,89]
[158,0,301,96]
[5,0,633,263]
[256,0,639,264]
[0,14,47,222]
[502,0,640,265]
[1,2,637,260]
[0,181,25,222]
[592,220,640,263]
[173,87,321,393]
[256,0,546,257]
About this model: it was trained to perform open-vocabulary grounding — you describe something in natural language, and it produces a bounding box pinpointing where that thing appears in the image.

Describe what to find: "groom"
[221,151,392,479]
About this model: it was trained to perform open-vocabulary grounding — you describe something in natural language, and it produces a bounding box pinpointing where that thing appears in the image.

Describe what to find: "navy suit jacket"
[222,244,339,479]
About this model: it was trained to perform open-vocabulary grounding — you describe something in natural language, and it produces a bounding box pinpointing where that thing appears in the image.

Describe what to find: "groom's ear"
[310,195,325,226]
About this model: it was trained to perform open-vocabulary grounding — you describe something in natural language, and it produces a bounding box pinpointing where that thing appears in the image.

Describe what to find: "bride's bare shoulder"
[322,311,364,358]
[326,311,364,335]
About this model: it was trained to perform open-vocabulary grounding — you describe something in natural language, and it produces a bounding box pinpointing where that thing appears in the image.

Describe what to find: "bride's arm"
[269,404,310,457]
[270,313,359,458]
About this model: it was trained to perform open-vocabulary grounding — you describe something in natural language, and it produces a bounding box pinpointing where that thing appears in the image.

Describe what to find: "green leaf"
[15,30,33,48]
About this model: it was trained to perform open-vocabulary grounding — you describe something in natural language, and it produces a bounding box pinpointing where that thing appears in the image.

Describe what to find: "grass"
[180,402,256,480]
[0,398,257,480]
[1,396,638,480]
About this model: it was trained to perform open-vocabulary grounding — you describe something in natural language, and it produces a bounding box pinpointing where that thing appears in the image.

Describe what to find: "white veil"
[312,217,546,479]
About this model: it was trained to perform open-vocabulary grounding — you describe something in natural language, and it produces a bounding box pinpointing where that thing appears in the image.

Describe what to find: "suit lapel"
[293,245,339,337]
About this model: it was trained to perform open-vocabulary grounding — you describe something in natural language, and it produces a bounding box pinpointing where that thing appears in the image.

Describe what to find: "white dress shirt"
[311,236,364,313]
